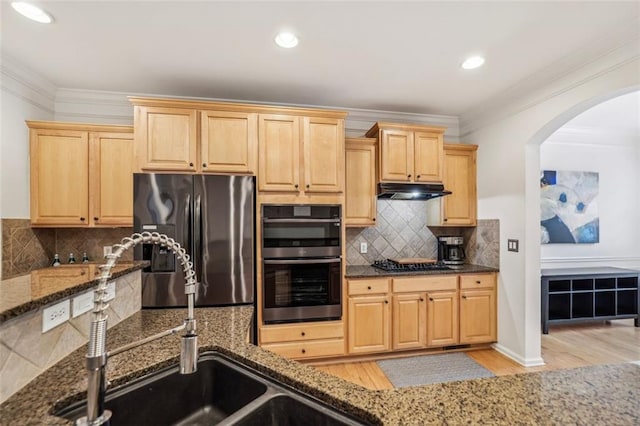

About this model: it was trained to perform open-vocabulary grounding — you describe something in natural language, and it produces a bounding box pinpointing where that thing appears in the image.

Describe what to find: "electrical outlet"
[360,242,368,254]
[104,281,116,301]
[507,239,519,252]
[42,299,70,332]
[72,291,94,318]
[103,246,112,257]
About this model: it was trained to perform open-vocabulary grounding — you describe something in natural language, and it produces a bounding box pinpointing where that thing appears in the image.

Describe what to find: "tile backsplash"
[345,200,500,268]
[2,219,133,279]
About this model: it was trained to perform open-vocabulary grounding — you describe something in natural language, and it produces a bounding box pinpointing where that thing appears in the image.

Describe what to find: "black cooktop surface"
[372,259,452,272]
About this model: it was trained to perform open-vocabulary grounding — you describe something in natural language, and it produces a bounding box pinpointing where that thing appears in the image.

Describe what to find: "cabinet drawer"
[262,338,345,360]
[260,322,343,344]
[460,273,496,290]
[348,278,390,295]
[392,276,457,293]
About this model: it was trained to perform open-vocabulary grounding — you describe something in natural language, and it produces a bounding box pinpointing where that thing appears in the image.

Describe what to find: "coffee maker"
[438,236,466,266]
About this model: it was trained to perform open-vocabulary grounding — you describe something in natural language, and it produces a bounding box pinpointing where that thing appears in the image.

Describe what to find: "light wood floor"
[314,319,640,390]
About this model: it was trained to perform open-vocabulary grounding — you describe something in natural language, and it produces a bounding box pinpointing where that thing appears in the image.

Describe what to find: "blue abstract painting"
[540,170,599,244]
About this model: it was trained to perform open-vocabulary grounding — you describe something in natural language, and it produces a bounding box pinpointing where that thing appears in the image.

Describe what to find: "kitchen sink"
[56,352,368,426]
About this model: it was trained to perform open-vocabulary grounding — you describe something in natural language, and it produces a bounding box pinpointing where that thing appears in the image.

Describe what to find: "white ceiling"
[1,1,639,122]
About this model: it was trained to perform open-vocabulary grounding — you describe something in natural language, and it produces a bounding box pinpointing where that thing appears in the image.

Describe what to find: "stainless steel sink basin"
[56,352,368,426]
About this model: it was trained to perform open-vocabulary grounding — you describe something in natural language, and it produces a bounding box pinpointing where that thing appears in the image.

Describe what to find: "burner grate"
[372,259,452,272]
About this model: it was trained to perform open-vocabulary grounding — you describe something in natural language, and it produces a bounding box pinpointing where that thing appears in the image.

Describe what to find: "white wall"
[540,135,639,268]
[462,44,640,365]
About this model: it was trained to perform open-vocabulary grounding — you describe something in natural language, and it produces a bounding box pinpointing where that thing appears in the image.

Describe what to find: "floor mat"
[377,352,495,387]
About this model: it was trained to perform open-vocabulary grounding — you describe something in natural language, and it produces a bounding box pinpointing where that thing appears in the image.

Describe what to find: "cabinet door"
[442,145,476,225]
[90,132,134,226]
[30,129,89,226]
[348,295,391,354]
[460,289,496,344]
[426,291,459,346]
[302,117,344,193]
[258,114,300,192]
[379,129,413,181]
[200,110,257,174]
[135,106,197,171]
[345,139,376,226]
[392,293,426,350]
[413,131,443,182]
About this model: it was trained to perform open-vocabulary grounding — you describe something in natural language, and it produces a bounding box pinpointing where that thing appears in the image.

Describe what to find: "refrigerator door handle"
[184,193,191,255]
[194,193,202,281]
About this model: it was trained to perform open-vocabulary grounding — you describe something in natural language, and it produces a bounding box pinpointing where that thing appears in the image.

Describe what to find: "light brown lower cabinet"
[259,321,345,360]
[347,273,496,356]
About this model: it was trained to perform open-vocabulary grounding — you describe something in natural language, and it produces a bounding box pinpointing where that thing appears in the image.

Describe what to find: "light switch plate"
[43,299,70,332]
[507,239,519,252]
[104,281,116,301]
[360,242,368,254]
[72,291,94,318]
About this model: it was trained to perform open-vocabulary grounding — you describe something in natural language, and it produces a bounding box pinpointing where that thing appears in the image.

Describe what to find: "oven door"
[262,258,342,324]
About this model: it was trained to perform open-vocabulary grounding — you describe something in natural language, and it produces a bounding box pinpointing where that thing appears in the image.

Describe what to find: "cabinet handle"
[301,349,306,354]
[443,218,448,222]
[420,298,424,302]
[417,175,421,179]
[94,217,99,221]
[189,162,194,167]
[306,184,310,189]
[301,332,305,337]
[476,280,481,284]
[384,300,389,304]
[407,174,412,178]
[462,295,467,299]
[429,297,434,301]
[367,286,372,290]
[372,218,376,222]
[202,163,207,167]
[80,217,85,221]
[295,184,299,189]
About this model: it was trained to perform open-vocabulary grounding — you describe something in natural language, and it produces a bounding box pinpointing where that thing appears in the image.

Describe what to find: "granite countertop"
[346,263,499,278]
[1,306,638,425]
[0,261,148,323]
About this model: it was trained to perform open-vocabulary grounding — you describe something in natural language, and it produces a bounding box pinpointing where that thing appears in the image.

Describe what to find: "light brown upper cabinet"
[345,138,377,226]
[258,114,345,194]
[131,98,258,174]
[28,121,133,227]
[427,143,477,226]
[365,122,445,183]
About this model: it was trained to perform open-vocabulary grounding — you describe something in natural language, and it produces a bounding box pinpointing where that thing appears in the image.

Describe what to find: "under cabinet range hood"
[377,182,452,200]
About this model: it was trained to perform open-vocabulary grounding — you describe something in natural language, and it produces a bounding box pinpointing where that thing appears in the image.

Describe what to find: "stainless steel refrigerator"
[133,173,255,308]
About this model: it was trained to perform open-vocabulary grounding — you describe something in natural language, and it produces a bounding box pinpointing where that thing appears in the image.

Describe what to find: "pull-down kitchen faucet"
[76,232,198,426]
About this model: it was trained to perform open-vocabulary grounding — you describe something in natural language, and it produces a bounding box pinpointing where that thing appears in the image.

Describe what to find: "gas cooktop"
[371,259,452,272]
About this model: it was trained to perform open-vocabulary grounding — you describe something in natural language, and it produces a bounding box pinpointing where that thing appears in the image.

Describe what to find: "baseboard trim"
[492,343,546,367]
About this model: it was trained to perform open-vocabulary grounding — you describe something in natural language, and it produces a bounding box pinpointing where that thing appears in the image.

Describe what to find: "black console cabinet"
[541,267,639,334]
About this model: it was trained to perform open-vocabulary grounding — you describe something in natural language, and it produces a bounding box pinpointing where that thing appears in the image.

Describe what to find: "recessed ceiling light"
[274,32,299,49]
[461,56,485,70]
[11,2,53,23]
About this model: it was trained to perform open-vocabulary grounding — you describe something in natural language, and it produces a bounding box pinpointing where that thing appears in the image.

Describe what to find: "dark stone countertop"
[346,263,499,278]
[1,306,638,425]
[0,261,148,324]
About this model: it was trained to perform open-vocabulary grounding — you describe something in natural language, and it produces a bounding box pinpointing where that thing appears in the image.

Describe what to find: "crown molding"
[546,125,639,147]
[0,54,56,114]
[459,22,640,138]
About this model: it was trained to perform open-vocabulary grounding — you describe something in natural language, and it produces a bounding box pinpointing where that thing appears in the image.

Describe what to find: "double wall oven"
[261,205,342,324]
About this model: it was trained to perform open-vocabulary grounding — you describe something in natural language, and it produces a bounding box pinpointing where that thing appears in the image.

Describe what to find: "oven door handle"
[262,218,341,224]
[263,258,341,265]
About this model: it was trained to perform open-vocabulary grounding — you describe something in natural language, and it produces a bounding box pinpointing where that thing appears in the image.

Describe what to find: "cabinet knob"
[301,332,305,337]
[295,184,299,189]
[367,286,372,290]
[420,298,424,302]
[443,218,448,222]
[80,217,85,221]
[372,218,376,222]
[462,295,467,299]
[202,163,207,167]
[189,162,194,167]
[429,297,434,301]
[384,300,389,304]
[306,184,310,189]
[94,217,99,221]
[301,349,306,354]
[476,280,481,284]
[407,174,412,178]
[417,175,421,179]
